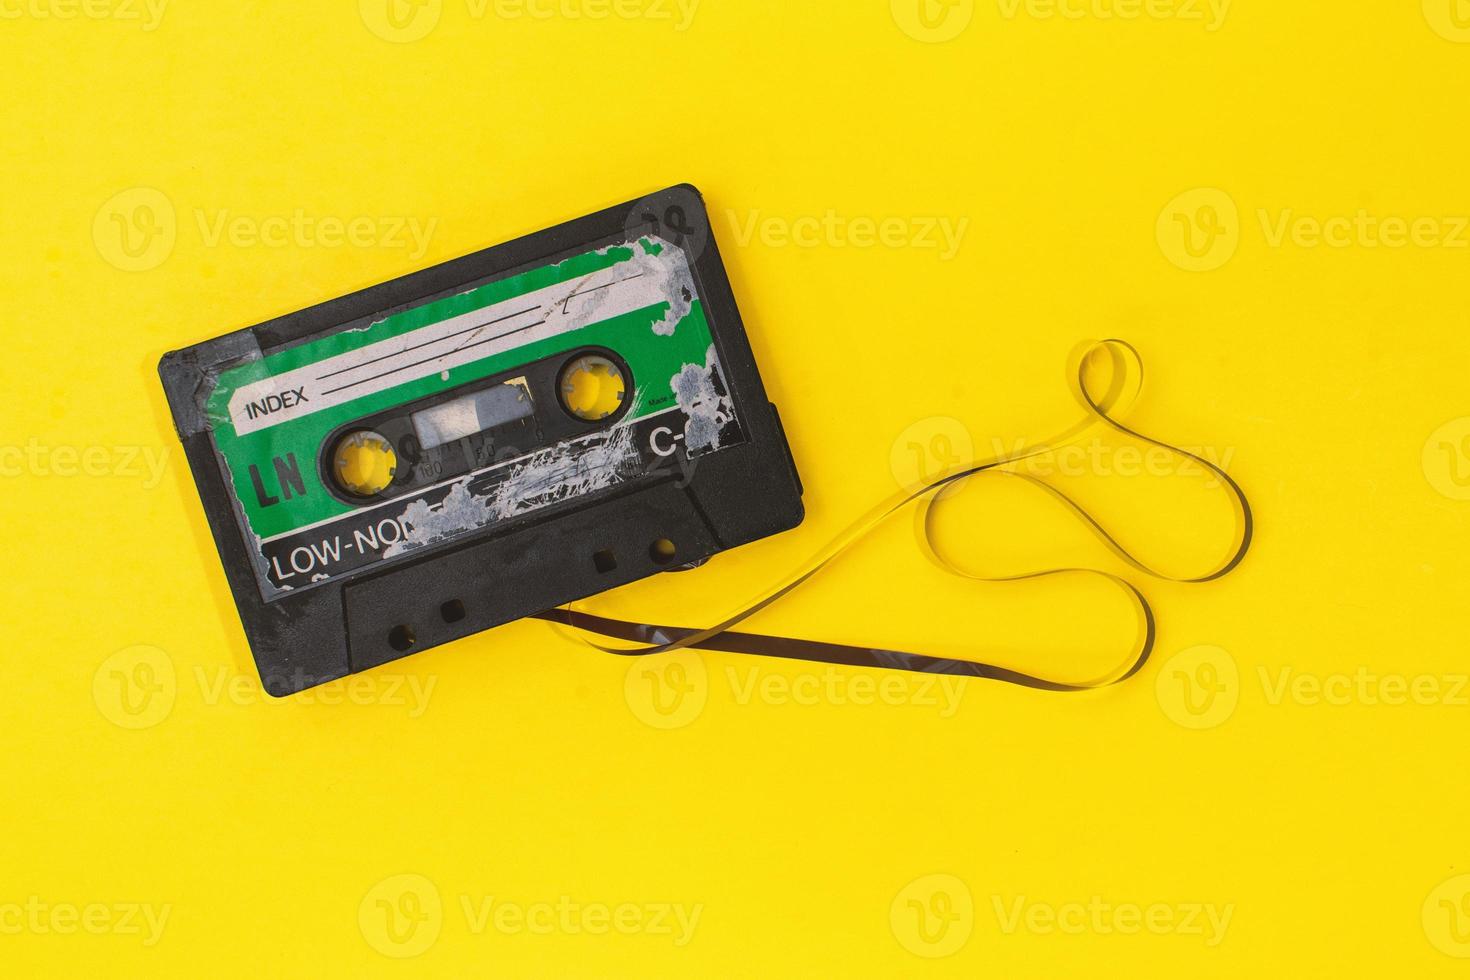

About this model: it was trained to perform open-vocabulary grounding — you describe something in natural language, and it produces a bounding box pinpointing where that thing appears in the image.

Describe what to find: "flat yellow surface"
[4,1,1469,976]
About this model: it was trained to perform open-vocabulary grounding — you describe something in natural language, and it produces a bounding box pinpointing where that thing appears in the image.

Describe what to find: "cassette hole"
[558,354,629,422]
[649,538,678,566]
[440,599,466,624]
[593,549,618,574]
[331,430,398,498]
[388,624,416,652]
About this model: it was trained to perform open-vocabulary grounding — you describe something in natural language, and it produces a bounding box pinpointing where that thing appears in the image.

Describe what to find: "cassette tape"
[159,185,804,696]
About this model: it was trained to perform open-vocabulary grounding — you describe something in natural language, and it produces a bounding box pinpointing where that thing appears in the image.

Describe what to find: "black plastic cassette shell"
[159,185,805,696]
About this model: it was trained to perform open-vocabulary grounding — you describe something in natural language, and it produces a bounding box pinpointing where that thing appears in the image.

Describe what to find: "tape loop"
[537,340,1252,692]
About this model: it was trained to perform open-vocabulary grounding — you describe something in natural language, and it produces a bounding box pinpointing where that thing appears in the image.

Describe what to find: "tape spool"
[558,354,628,422]
[331,430,398,498]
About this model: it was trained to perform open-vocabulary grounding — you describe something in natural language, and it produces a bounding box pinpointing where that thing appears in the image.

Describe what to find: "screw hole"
[440,599,466,624]
[388,624,416,652]
[593,549,618,573]
[649,538,678,566]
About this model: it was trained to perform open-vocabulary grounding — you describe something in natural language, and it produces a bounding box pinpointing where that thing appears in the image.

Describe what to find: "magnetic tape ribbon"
[535,340,1253,692]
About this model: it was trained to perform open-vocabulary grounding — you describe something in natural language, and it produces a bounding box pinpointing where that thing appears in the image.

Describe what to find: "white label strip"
[256,406,682,544]
[226,251,676,437]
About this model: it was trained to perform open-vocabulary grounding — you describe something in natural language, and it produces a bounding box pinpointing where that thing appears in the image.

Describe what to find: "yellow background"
[4,0,1470,975]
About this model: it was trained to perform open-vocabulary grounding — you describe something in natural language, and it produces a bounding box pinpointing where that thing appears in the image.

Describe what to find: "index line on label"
[315,304,542,382]
[226,263,669,438]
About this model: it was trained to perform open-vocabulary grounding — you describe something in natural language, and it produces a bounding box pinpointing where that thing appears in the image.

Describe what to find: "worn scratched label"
[204,236,744,600]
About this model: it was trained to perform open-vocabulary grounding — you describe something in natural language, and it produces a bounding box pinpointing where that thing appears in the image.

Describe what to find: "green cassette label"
[204,236,744,598]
